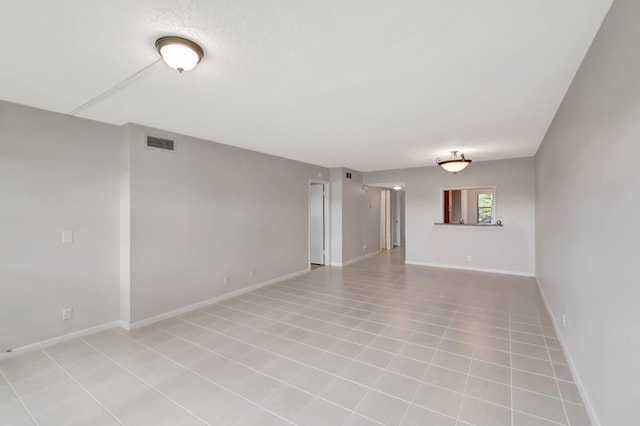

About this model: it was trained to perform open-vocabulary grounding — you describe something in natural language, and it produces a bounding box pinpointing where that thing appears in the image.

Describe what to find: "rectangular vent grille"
[346,172,352,179]
[146,136,175,151]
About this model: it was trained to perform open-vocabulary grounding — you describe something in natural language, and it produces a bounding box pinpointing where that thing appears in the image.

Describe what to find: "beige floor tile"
[552,363,574,381]
[355,390,409,426]
[439,339,475,357]
[432,351,472,373]
[423,365,468,393]
[557,380,583,405]
[511,341,550,361]
[471,345,510,367]
[564,401,591,426]
[512,354,555,377]
[355,347,395,368]
[400,404,456,426]
[0,388,34,425]
[235,406,289,426]
[293,398,351,426]
[339,361,384,387]
[319,377,368,410]
[260,384,314,421]
[464,375,511,407]
[372,370,420,401]
[343,413,383,426]
[512,369,559,397]
[412,382,462,418]
[513,387,567,424]
[458,396,511,426]
[469,359,511,385]
[285,365,333,395]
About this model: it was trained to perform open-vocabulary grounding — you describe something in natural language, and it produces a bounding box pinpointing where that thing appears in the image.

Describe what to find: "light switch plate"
[62,230,73,244]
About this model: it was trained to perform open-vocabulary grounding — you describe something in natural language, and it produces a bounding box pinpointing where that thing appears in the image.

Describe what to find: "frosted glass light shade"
[436,151,472,173]
[156,36,204,73]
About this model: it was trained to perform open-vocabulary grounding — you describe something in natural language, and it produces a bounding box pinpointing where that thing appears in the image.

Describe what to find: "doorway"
[391,189,405,247]
[309,180,330,269]
[380,189,392,250]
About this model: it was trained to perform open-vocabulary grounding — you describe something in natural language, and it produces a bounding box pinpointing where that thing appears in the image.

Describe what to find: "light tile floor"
[0,249,591,425]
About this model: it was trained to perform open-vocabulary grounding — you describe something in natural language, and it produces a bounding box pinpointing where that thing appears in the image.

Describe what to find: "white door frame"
[308,179,331,269]
[380,189,392,250]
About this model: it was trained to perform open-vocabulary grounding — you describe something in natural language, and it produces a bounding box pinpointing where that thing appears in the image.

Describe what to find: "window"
[477,193,493,224]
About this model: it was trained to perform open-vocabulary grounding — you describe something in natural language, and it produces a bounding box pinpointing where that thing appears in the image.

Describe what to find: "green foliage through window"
[477,193,492,223]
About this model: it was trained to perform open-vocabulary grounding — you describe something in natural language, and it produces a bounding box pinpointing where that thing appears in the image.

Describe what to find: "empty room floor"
[0,249,590,426]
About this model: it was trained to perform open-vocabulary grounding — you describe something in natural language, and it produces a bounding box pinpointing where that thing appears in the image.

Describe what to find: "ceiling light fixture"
[155,36,204,73]
[393,186,403,190]
[436,150,472,174]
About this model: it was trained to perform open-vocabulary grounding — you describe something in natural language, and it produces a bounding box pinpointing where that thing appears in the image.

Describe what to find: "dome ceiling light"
[436,150,472,174]
[155,36,204,73]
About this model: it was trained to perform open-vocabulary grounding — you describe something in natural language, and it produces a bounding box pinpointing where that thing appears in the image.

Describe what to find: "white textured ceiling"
[0,0,612,171]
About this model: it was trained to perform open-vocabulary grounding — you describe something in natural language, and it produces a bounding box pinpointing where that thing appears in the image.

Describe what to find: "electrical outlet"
[62,307,73,320]
[249,269,255,278]
[562,313,566,327]
[467,255,472,262]
[224,275,231,285]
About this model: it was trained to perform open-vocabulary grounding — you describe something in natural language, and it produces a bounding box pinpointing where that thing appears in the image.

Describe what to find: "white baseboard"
[332,250,380,267]
[0,321,121,362]
[0,270,310,360]
[123,269,309,330]
[404,260,535,277]
[535,277,601,426]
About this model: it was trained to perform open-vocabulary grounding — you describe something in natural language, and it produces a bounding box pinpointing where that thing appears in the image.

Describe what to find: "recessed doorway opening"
[309,180,330,270]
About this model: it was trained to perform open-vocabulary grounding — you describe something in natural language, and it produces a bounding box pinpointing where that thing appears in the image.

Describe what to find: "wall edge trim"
[333,250,380,267]
[535,277,602,426]
[0,321,121,361]
[404,261,535,277]
[125,269,309,330]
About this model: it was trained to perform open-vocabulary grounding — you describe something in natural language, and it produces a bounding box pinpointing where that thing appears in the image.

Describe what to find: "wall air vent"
[346,172,352,179]
[146,136,175,151]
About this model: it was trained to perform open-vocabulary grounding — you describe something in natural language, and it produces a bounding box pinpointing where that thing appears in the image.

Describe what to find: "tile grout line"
[41,351,124,426]
[142,324,385,426]
[0,367,40,426]
[199,297,575,400]
[242,286,559,357]
[164,313,460,424]
[79,338,211,426]
[272,274,541,322]
[398,308,453,425]
[510,302,515,426]
[190,305,472,410]
[455,319,478,425]
[103,330,299,426]
[549,345,572,425]
[266,277,551,332]
[202,293,576,409]
[253,285,522,341]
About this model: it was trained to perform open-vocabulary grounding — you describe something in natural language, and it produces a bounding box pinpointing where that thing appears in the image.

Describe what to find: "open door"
[391,190,405,247]
[380,189,392,250]
[309,182,325,266]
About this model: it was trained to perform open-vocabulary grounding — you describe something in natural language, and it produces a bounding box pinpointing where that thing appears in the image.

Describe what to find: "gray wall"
[535,0,640,424]
[0,100,336,346]
[125,124,329,322]
[330,168,381,265]
[0,101,121,351]
[365,157,535,275]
